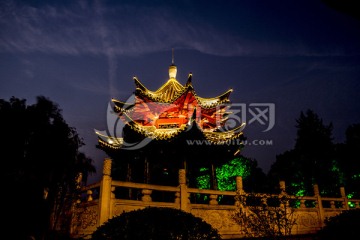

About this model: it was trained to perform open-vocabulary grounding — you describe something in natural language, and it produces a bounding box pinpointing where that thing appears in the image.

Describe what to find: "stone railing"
[70,158,360,239]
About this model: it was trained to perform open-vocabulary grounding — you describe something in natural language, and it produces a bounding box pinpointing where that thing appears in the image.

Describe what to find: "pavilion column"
[144,157,150,184]
[126,162,132,182]
[99,158,112,226]
[210,163,218,190]
[126,162,133,198]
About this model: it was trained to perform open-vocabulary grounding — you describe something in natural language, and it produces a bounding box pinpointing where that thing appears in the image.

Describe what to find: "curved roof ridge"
[120,111,188,139]
[128,121,188,140]
[133,76,187,103]
[134,76,148,92]
[132,68,232,107]
[194,89,233,108]
[202,123,245,143]
[111,98,135,113]
[152,78,186,102]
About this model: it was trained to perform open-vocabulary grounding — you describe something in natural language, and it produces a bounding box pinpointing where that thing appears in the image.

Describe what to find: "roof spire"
[172,48,174,65]
[169,48,177,79]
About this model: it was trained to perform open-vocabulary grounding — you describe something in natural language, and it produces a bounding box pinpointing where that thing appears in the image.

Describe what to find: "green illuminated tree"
[216,157,252,191]
[196,156,267,194]
[1,96,96,239]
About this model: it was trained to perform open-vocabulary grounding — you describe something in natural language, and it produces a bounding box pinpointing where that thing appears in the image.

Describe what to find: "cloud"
[0,1,358,57]
[0,1,275,56]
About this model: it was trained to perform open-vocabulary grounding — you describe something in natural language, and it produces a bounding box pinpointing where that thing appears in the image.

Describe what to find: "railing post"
[340,186,349,210]
[99,158,113,226]
[314,184,325,228]
[236,176,243,193]
[279,180,287,208]
[279,180,286,194]
[235,176,245,207]
[179,169,189,212]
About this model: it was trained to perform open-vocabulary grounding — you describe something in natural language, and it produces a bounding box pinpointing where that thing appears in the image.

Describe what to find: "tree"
[195,156,267,192]
[1,96,96,239]
[321,0,360,20]
[91,207,221,240]
[268,109,339,196]
[335,123,360,199]
[232,192,297,239]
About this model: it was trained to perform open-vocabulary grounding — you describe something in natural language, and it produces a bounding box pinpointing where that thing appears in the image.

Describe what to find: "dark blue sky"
[1,0,360,183]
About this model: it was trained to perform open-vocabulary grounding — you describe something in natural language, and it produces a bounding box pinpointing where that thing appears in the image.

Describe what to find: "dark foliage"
[1,96,96,239]
[268,109,360,197]
[241,156,269,193]
[91,207,222,240]
[335,124,360,198]
[321,0,360,20]
[317,209,360,239]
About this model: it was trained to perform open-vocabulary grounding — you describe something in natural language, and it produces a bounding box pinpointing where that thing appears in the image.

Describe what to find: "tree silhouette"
[1,96,96,239]
[334,123,360,199]
[321,0,360,20]
[268,109,339,196]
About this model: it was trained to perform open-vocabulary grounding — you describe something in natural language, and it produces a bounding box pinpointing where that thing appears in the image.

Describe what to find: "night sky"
[1,0,360,183]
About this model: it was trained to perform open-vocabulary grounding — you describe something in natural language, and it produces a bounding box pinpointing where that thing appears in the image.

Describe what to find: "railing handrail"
[187,187,236,196]
[81,182,101,191]
[82,180,360,204]
[321,196,349,201]
[111,180,179,192]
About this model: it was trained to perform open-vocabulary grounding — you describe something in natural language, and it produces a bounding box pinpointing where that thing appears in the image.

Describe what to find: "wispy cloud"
[0,1,358,57]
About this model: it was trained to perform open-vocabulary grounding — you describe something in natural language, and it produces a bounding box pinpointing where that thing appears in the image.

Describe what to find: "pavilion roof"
[131,74,233,108]
[97,115,245,150]
[96,62,244,151]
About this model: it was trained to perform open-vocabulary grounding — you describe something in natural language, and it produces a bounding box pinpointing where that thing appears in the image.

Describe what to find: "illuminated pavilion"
[96,56,245,190]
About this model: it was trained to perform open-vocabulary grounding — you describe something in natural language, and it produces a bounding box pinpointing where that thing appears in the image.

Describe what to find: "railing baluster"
[141,189,152,202]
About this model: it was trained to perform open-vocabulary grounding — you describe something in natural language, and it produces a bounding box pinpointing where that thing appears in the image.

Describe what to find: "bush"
[91,207,221,240]
[317,209,360,239]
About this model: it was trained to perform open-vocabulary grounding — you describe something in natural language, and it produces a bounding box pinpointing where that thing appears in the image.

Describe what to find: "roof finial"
[172,48,174,65]
[169,48,177,79]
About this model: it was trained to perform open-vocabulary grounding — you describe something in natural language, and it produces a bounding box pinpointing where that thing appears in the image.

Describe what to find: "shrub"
[91,207,221,239]
[317,209,360,239]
